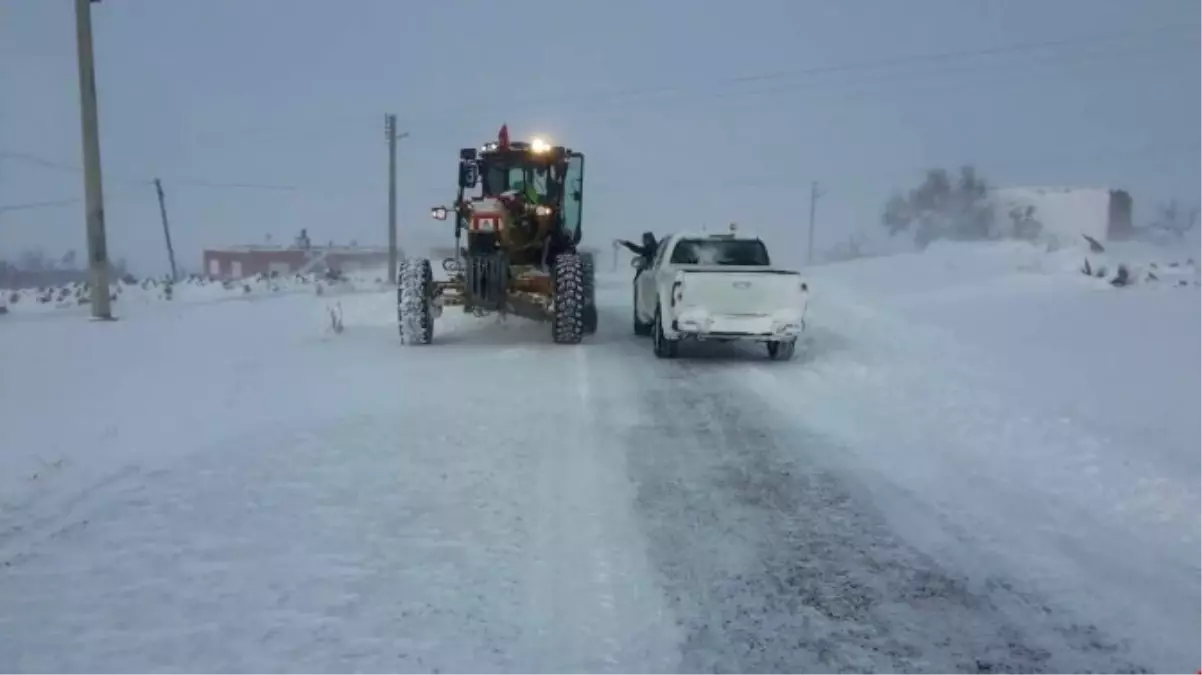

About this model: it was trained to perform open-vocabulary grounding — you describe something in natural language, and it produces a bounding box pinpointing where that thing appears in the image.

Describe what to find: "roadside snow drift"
[0,269,388,317]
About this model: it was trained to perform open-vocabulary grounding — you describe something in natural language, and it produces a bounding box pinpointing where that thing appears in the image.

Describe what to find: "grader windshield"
[458,140,585,241]
[482,164,551,201]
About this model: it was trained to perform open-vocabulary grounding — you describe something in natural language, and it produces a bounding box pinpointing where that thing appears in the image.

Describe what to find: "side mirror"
[431,206,449,221]
[458,162,479,188]
[631,256,647,270]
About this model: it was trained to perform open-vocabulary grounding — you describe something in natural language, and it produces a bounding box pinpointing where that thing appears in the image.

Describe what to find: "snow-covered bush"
[0,268,386,316]
[1077,237,1199,289]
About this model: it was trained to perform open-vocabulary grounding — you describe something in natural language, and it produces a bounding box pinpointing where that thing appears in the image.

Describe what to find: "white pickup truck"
[632,230,809,360]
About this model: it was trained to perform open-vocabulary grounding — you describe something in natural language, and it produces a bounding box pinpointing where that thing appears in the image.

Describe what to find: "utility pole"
[154,178,178,281]
[74,0,112,319]
[386,114,397,284]
[384,115,410,285]
[807,180,825,265]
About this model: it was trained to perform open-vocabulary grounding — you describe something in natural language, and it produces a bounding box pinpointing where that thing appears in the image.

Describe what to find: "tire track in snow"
[521,344,679,672]
[599,339,1150,674]
[743,295,1194,672]
[0,464,149,570]
[573,346,623,669]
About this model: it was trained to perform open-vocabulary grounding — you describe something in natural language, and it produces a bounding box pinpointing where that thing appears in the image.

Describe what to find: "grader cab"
[397,125,596,345]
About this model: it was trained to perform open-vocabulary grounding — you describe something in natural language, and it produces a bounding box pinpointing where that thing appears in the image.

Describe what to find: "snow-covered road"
[0,266,1195,672]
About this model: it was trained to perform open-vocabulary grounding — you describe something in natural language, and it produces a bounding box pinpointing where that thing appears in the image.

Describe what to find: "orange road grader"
[397,125,596,345]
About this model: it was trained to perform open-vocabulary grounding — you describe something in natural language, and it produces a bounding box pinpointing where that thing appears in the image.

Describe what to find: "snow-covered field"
[0,240,1197,672]
[0,270,389,317]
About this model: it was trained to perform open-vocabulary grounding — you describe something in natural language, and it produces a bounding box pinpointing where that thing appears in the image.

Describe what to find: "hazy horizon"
[2,0,1198,275]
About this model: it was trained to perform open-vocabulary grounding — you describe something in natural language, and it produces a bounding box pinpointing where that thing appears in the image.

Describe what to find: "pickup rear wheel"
[633,282,652,336]
[767,339,796,361]
[652,306,679,359]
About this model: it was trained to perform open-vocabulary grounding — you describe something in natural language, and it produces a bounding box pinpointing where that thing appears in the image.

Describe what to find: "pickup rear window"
[669,238,771,266]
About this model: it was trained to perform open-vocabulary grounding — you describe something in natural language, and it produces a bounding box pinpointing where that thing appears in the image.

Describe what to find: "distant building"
[992,187,1133,242]
[202,244,392,280]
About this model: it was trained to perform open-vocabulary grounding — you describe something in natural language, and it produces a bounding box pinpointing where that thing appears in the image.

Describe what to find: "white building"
[991,186,1133,243]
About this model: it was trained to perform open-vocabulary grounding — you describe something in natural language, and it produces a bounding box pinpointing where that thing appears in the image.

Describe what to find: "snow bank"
[0,268,393,317]
[0,279,682,672]
[814,238,1199,301]
[774,238,1201,669]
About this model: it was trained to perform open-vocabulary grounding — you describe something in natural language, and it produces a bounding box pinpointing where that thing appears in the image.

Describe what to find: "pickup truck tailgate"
[676,268,805,315]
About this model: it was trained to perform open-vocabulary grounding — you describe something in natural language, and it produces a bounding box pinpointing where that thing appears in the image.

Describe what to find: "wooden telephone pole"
[807,180,825,265]
[74,0,112,318]
[154,179,179,281]
[385,115,410,285]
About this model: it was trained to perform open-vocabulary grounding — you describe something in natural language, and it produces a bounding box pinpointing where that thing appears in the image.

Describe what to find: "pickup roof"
[632,231,808,360]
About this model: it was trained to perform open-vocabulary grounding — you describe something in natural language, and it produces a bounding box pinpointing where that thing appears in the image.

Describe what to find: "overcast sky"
[1,0,1198,275]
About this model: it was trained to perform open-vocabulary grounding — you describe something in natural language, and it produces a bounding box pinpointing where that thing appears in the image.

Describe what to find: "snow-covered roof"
[205,245,390,255]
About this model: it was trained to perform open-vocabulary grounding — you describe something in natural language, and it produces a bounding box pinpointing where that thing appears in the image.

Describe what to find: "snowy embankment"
[758,237,1200,668]
[0,268,391,317]
[0,273,679,672]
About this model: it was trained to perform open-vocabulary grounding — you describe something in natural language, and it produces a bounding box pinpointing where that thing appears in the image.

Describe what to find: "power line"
[155,24,1195,146]
[1,28,1191,192]
[6,138,1193,211]
[380,38,1193,139]
[0,190,140,213]
[661,40,1190,107]
[2,38,1184,189]
[167,178,301,191]
[0,196,86,212]
[0,150,151,188]
[409,141,1200,197]
[0,151,308,192]
[413,24,1196,120]
[511,41,1193,132]
[717,25,1192,87]
[0,151,86,175]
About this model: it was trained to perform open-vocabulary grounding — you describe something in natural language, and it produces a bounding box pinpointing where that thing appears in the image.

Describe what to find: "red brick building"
[202,245,392,280]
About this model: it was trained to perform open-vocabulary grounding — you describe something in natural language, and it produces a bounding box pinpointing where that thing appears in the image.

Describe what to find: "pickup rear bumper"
[670,310,804,342]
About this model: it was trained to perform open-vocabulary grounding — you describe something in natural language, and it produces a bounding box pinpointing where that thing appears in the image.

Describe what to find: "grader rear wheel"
[581,251,597,335]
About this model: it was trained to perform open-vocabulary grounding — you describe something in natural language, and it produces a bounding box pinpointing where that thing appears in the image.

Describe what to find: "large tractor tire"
[581,251,598,335]
[652,305,679,359]
[398,257,434,345]
[552,253,586,344]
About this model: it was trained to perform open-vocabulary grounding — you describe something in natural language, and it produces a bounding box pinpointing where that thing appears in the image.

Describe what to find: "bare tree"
[1149,200,1200,238]
[881,165,996,248]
